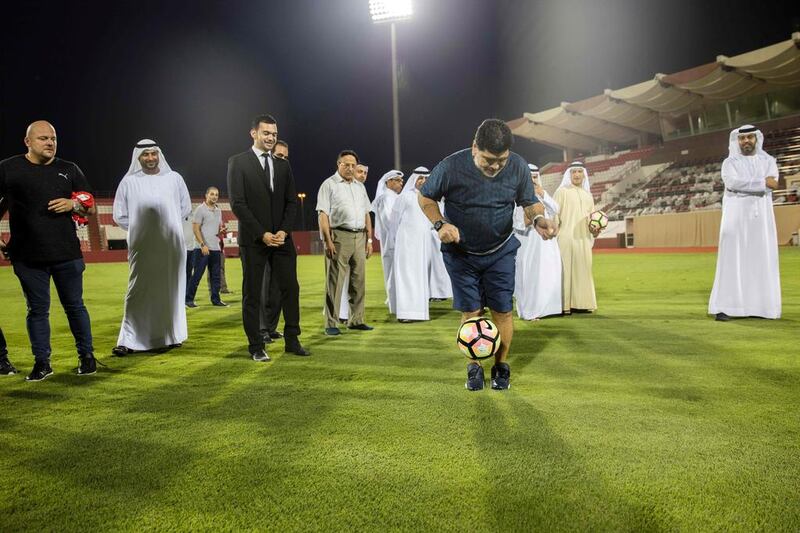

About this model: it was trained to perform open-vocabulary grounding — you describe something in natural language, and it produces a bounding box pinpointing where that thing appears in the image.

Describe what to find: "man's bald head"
[24,120,57,164]
[26,120,55,139]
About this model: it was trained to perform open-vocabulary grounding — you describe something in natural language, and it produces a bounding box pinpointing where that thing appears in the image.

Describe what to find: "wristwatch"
[433,220,445,231]
[367,238,373,244]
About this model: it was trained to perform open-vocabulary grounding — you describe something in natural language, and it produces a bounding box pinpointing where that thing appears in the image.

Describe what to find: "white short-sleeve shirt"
[316,172,371,230]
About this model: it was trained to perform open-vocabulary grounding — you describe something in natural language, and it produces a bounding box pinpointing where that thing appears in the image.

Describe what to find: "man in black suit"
[227,114,310,361]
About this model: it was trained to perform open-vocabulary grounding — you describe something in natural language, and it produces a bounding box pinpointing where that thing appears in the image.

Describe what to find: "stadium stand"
[765,125,800,178]
[95,197,240,254]
[605,124,800,220]
[605,159,722,219]
[540,146,655,200]
[512,35,800,233]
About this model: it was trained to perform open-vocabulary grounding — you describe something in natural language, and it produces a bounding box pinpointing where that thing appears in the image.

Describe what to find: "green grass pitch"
[1,249,798,531]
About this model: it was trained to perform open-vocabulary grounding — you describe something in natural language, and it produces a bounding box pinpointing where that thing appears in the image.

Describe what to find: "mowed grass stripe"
[0,249,798,531]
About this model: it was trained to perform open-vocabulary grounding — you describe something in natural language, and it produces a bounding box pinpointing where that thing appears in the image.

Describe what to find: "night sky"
[2,0,798,206]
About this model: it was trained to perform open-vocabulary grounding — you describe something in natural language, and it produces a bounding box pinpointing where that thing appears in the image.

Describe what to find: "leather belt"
[332,227,364,233]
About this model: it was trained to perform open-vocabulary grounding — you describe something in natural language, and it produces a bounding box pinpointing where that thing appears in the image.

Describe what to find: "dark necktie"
[261,152,273,191]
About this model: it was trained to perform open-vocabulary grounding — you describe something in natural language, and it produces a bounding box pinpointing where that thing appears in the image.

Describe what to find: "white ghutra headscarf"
[125,139,173,176]
[727,124,768,159]
[557,161,590,192]
[371,169,404,212]
[723,124,777,195]
[402,166,430,194]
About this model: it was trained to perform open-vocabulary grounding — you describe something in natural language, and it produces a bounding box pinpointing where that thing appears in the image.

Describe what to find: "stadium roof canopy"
[509,33,800,153]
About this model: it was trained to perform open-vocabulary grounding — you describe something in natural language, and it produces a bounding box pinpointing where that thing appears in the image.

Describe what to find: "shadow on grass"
[3,388,67,401]
[0,343,352,529]
[5,424,198,530]
[472,394,667,530]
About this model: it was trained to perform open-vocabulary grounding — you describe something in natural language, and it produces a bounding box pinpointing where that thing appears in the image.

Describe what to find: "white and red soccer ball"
[457,317,501,360]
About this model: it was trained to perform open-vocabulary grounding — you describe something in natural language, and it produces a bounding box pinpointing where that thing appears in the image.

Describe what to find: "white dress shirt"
[251,146,274,191]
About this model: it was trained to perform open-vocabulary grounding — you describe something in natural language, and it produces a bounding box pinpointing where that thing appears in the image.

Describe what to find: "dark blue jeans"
[186,250,221,304]
[186,249,198,288]
[12,258,94,362]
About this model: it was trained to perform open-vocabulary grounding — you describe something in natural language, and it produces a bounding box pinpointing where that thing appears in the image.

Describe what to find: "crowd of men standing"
[0,116,784,391]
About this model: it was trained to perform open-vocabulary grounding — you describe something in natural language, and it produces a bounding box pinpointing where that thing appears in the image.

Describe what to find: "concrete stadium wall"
[631,204,800,248]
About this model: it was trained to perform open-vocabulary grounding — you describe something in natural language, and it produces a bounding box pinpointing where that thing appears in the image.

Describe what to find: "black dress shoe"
[269,331,283,339]
[715,312,731,322]
[285,341,311,356]
[112,345,134,357]
[347,323,374,331]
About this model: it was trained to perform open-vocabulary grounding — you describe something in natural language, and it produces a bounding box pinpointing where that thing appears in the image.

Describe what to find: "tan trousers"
[325,229,366,328]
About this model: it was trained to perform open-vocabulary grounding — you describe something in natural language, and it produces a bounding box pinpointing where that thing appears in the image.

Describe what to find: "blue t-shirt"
[420,148,537,254]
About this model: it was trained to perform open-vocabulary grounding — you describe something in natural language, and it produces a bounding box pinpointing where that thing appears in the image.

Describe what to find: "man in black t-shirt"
[0,120,97,381]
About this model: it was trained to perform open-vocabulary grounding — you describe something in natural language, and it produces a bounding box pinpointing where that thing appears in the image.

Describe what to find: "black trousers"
[259,278,281,336]
[0,326,7,357]
[240,244,300,352]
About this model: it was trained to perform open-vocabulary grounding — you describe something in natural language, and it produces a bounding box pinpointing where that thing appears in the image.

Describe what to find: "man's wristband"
[367,238,373,244]
[532,214,544,227]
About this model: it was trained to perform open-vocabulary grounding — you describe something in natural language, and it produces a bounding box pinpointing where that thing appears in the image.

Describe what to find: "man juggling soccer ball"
[418,119,558,391]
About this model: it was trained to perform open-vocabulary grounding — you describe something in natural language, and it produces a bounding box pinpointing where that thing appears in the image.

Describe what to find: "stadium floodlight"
[369,0,413,170]
[369,0,413,23]
[297,192,307,230]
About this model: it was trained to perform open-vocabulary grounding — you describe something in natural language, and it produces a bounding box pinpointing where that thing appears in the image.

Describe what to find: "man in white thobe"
[427,175,453,302]
[392,167,451,322]
[371,169,404,312]
[554,162,599,313]
[514,164,562,320]
[112,140,192,355]
[709,125,781,321]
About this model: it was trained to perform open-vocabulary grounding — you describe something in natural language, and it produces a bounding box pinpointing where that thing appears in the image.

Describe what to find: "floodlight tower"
[369,0,413,171]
